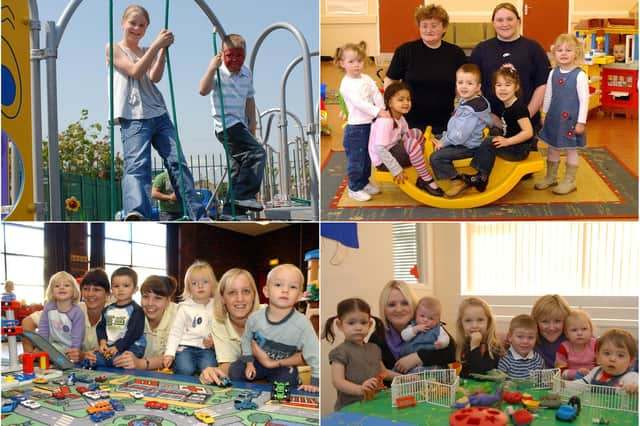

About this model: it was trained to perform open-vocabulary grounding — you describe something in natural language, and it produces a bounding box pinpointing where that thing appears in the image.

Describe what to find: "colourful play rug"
[321,148,638,220]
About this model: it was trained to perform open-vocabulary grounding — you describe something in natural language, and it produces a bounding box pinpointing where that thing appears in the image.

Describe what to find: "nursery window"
[462,223,638,296]
[392,223,428,284]
[0,222,45,303]
[104,223,166,299]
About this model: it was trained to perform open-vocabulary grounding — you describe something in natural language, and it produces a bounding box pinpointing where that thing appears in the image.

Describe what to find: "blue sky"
[36,0,319,165]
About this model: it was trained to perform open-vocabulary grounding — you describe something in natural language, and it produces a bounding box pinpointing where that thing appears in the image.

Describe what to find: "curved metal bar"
[193,0,226,37]
[279,51,318,203]
[248,23,315,213]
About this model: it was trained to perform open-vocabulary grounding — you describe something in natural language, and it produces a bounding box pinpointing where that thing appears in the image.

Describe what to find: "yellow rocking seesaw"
[373,127,545,209]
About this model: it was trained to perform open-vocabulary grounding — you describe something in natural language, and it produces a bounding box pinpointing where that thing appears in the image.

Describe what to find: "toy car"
[109,399,125,411]
[89,410,115,422]
[234,397,258,410]
[129,390,144,399]
[94,375,107,383]
[170,405,194,415]
[20,399,41,409]
[271,381,291,401]
[2,400,18,413]
[145,400,168,410]
[32,377,48,384]
[556,405,578,421]
[87,383,99,391]
[52,390,66,399]
[194,411,215,424]
[218,375,232,387]
[82,391,102,400]
[76,386,90,394]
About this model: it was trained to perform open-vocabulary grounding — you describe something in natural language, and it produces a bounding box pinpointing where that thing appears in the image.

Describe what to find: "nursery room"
[320,0,638,220]
[320,222,639,424]
[0,222,320,424]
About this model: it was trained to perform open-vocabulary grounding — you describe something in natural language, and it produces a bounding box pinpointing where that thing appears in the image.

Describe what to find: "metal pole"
[29,0,44,220]
[45,21,62,220]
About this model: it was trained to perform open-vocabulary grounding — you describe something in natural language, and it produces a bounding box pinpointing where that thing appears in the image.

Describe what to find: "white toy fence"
[391,368,458,408]
[529,368,560,389]
[551,370,638,413]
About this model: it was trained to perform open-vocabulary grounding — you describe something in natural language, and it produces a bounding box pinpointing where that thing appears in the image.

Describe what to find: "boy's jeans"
[228,359,299,386]
[216,123,266,214]
[342,123,371,191]
[172,346,218,376]
[120,114,204,220]
[430,145,478,180]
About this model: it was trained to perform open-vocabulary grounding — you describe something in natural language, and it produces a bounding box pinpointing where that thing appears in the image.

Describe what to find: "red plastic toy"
[512,408,533,426]
[396,395,416,409]
[449,407,508,426]
[502,390,523,404]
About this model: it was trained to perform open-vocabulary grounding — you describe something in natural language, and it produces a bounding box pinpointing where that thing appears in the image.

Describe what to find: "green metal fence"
[45,174,122,221]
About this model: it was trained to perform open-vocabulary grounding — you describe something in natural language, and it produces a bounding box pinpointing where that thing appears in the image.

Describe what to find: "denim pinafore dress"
[539,67,586,149]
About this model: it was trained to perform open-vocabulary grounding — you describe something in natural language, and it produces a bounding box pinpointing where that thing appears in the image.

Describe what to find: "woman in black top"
[384,4,467,135]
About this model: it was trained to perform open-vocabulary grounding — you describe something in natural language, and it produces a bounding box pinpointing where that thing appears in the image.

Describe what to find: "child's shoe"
[348,189,372,202]
[415,177,444,197]
[462,173,489,192]
[444,178,470,198]
[552,164,578,195]
[363,183,381,195]
[534,160,560,190]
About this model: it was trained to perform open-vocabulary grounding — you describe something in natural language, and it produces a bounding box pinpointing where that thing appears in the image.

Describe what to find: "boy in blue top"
[95,267,146,367]
[199,34,266,220]
[234,264,319,393]
[430,63,493,198]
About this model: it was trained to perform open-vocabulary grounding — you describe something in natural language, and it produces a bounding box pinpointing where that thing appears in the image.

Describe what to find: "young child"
[555,309,597,379]
[198,33,266,219]
[612,43,626,63]
[536,33,589,195]
[164,261,217,376]
[462,66,536,192]
[2,280,15,297]
[368,82,443,196]
[38,271,85,355]
[498,314,545,378]
[531,294,571,368]
[335,41,388,202]
[429,63,494,198]
[577,329,638,393]
[400,296,449,358]
[108,4,204,220]
[456,297,504,378]
[95,267,146,367]
[323,298,398,410]
[238,264,319,392]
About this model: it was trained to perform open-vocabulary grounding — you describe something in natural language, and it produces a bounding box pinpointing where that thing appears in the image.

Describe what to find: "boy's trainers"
[363,183,381,195]
[348,189,372,202]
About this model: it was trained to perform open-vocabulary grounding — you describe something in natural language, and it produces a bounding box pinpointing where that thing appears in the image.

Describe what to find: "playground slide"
[373,127,545,209]
[21,330,75,370]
